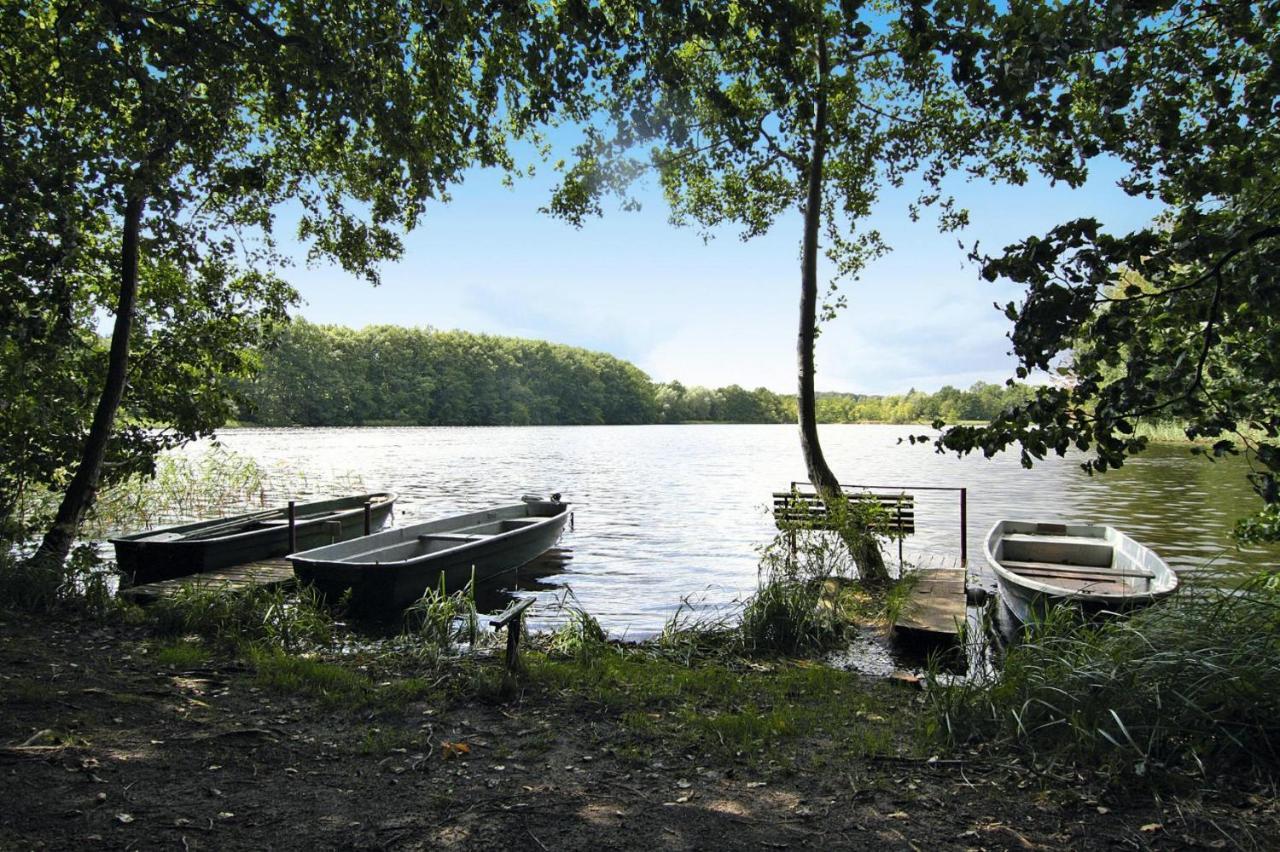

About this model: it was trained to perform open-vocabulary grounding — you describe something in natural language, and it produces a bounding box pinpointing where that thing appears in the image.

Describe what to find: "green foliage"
[2,0,599,555]
[739,493,897,654]
[234,323,1037,428]
[149,583,334,652]
[151,640,211,669]
[0,543,114,615]
[915,2,1280,538]
[401,575,480,660]
[926,574,1280,780]
[525,646,901,760]
[545,589,609,663]
[237,320,659,426]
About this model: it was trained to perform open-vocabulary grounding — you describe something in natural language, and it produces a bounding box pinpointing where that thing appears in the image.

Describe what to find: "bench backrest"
[772,487,915,536]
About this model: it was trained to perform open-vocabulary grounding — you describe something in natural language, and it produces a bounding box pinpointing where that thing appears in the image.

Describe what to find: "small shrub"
[0,544,117,616]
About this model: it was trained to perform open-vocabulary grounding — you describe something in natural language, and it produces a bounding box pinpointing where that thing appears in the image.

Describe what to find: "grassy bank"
[926,574,1280,782]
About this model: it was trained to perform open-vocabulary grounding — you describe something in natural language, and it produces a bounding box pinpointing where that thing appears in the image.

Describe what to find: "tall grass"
[401,574,480,661]
[925,573,1280,780]
[149,583,335,652]
[545,589,609,663]
[736,493,899,655]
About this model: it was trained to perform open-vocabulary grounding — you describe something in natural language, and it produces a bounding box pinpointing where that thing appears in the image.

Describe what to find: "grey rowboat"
[289,498,570,614]
[984,520,1179,623]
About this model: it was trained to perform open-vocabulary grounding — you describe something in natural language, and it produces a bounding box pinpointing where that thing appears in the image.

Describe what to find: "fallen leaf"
[887,811,909,820]
[114,813,134,824]
[1140,823,1163,833]
[441,741,471,760]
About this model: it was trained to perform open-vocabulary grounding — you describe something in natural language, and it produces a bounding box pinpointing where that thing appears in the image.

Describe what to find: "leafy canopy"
[911,1,1280,540]
[0,0,589,531]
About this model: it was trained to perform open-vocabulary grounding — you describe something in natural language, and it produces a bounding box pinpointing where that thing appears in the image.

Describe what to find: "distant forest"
[235,321,1034,427]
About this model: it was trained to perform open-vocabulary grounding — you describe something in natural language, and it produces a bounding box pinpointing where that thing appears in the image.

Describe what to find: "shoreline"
[3,609,1276,850]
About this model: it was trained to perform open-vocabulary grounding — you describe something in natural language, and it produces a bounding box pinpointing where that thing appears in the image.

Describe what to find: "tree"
[912,1,1280,541]
[550,1,1016,581]
[5,0,585,565]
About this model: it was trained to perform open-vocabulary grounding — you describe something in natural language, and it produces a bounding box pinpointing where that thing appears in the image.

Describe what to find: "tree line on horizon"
[235,321,1034,428]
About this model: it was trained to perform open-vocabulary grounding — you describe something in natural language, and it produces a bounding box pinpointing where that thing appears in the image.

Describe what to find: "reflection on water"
[197,424,1277,636]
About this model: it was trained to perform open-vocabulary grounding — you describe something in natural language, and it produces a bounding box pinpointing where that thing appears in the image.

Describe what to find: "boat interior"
[994,523,1156,595]
[337,517,545,564]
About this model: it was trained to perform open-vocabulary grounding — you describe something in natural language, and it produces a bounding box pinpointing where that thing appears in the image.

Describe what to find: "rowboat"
[290,498,571,613]
[112,492,397,585]
[985,520,1179,623]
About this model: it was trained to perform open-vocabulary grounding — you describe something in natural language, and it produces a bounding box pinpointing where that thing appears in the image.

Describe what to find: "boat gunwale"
[289,501,569,570]
[109,492,397,547]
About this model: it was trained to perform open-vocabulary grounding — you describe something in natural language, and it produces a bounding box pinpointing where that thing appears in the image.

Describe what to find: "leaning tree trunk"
[797,40,888,584]
[31,192,145,569]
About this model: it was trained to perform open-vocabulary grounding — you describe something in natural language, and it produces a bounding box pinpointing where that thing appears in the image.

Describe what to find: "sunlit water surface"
[179,425,1279,638]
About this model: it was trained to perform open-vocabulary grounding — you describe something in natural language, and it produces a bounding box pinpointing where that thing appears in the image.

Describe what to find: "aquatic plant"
[736,493,906,655]
[401,573,480,658]
[149,582,335,651]
[545,588,608,663]
[925,572,1280,780]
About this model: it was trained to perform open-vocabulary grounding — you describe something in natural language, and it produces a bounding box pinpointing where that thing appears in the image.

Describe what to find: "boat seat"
[417,533,487,542]
[1001,533,1112,546]
[1000,559,1155,580]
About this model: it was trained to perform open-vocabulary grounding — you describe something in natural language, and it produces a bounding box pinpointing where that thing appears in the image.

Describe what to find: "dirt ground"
[2,611,1276,851]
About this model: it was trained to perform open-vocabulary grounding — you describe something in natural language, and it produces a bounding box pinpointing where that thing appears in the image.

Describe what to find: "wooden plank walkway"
[121,559,295,603]
[893,568,966,637]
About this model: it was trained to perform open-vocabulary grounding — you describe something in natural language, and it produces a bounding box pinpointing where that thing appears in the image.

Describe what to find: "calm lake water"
[197,424,1277,637]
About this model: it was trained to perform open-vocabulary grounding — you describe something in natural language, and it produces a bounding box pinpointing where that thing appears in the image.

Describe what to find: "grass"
[525,643,905,760]
[152,640,211,669]
[148,583,334,652]
[925,572,1280,781]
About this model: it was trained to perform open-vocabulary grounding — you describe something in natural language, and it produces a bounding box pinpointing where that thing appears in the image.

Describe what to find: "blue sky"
[282,151,1163,396]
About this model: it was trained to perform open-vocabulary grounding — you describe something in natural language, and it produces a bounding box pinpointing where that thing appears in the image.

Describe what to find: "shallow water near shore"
[175,424,1278,639]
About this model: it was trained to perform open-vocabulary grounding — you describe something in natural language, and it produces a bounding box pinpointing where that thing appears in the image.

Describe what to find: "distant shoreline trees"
[235,321,1032,428]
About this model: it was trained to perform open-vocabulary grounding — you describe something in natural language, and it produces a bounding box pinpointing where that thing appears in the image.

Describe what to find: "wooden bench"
[772,484,915,563]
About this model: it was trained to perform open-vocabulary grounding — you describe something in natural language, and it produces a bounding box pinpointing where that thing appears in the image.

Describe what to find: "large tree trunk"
[31,192,145,568]
[797,40,888,584]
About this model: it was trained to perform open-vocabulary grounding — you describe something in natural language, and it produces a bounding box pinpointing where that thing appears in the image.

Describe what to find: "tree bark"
[797,39,888,584]
[32,191,146,568]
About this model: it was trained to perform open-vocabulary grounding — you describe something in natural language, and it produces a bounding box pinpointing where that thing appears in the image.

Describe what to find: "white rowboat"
[984,520,1179,623]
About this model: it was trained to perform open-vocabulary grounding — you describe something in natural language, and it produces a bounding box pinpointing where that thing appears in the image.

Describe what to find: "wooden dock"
[121,559,296,603]
[893,568,967,638]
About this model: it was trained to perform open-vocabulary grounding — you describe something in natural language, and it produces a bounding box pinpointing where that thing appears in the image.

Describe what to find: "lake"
[198,424,1277,636]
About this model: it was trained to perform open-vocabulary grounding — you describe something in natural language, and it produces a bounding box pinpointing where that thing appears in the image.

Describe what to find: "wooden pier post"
[492,597,535,673]
[363,500,372,536]
[287,500,297,553]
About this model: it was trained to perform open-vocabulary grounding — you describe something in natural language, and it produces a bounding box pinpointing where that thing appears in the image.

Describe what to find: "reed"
[925,573,1280,780]
[148,583,335,652]
[401,573,480,657]
[545,588,609,663]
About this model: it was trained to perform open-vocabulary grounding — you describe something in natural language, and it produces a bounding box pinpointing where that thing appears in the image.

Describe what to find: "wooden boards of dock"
[120,558,296,604]
[892,568,967,639]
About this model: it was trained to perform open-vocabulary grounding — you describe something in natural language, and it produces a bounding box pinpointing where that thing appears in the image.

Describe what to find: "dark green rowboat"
[112,492,396,585]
